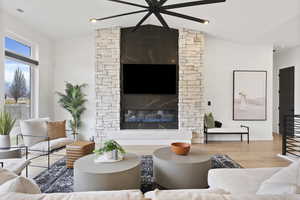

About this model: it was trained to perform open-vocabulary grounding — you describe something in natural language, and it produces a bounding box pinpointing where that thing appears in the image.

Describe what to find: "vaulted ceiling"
[1,0,299,47]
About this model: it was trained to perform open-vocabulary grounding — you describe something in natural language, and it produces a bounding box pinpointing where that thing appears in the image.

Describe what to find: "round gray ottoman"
[74,153,140,192]
[153,147,211,189]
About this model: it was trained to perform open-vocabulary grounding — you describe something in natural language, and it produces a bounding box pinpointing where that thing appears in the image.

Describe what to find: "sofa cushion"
[257,160,300,195]
[208,167,281,194]
[0,176,41,194]
[47,120,66,140]
[20,118,49,147]
[0,168,17,185]
[30,137,73,152]
[0,190,143,200]
[0,159,30,175]
[145,188,230,200]
[207,128,248,133]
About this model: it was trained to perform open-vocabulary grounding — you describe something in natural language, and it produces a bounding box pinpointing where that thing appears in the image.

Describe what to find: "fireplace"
[121,64,178,129]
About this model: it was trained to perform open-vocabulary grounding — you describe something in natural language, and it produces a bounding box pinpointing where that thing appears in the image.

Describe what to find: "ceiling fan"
[90,0,226,31]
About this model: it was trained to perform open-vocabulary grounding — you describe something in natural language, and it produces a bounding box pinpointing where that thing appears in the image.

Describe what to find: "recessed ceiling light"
[204,20,210,25]
[16,8,24,13]
[89,18,97,23]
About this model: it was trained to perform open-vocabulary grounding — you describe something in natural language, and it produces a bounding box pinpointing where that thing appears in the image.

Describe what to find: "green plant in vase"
[94,140,125,160]
[56,82,87,140]
[0,111,16,148]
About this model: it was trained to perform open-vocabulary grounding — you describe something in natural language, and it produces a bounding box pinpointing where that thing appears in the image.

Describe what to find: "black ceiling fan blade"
[162,0,226,10]
[154,12,169,28]
[96,10,148,21]
[159,0,168,6]
[132,12,152,32]
[107,0,148,9]
[160,10,207,23]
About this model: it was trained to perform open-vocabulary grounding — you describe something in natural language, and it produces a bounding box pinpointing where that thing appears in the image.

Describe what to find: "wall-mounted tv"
[123,64,177,94]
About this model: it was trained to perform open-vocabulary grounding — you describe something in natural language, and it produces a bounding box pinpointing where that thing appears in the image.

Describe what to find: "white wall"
[204,35,274,141]
[0,11,54,119]
[273,46,300,133]
[53,34,95,140]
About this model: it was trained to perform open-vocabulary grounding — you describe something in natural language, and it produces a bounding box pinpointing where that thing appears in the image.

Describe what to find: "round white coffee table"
[74,153,140,192]
[153,147,211,189]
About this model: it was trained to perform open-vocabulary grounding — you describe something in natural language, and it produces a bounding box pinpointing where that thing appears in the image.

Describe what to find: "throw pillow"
[204,113,215,128]
[0,168,17,185]
[256,160,300,195]
[47,120,66,140]
[20,118,49,147]
[0,176,41,194]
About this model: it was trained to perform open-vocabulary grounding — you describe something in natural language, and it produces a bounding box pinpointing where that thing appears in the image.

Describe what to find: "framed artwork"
[233,70,267,121]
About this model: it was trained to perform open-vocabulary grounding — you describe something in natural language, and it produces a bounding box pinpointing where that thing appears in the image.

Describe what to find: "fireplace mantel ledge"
[106,129,192,145]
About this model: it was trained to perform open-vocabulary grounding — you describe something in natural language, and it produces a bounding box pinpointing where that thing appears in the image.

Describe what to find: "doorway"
[279,67,295,136]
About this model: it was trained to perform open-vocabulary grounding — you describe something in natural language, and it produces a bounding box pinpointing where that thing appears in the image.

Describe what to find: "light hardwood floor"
[25,133,290,178]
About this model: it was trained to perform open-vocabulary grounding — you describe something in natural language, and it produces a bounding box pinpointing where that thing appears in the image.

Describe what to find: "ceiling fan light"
[204,20,210,24]
[89,18,97,23]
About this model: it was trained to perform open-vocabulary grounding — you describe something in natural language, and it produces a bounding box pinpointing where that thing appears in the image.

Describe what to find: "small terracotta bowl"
[171,142,191,155]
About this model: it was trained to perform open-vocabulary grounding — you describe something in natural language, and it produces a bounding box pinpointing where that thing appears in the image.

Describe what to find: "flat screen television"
[123,64,177,94]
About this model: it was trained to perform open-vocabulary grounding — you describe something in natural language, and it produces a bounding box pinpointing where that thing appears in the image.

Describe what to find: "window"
[4,36,36,122]
[5,37,31,57]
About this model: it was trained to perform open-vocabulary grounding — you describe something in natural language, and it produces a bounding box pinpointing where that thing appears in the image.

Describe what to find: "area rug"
[34,155,242,193]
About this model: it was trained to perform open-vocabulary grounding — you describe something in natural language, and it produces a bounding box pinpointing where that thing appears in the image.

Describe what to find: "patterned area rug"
[34,154,242,193]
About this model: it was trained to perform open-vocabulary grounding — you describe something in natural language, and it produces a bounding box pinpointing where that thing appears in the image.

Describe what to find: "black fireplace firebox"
[120,25,179,129]
[121,64,178,129]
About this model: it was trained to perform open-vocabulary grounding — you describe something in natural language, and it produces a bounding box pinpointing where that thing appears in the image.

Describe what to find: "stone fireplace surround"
[95,25,205,144]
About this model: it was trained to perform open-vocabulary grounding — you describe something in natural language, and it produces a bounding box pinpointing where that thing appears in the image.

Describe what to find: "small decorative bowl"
[171,142,191,155]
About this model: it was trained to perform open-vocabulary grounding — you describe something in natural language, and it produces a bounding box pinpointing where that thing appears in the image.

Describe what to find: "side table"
[66,141,95,168]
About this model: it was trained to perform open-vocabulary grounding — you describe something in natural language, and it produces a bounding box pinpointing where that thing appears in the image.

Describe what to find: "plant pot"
[0,135,11,149]
[103,150,119,160]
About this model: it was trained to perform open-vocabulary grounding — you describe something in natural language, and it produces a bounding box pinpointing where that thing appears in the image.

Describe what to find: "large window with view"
[4,37,36,124]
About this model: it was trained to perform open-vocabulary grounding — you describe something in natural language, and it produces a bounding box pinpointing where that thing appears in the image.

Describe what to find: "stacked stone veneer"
[95,27,205,142]
[95,27,121,140]
[178,28,205,142]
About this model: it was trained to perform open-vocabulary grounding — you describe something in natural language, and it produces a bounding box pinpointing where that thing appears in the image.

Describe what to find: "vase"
[0,135,11,149]
[103,150,119,160]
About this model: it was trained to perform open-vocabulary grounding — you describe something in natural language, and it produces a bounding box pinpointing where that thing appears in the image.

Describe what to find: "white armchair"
[18,118,74,169]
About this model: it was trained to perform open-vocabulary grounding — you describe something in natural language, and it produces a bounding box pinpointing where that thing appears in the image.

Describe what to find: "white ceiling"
[1,0,300,47]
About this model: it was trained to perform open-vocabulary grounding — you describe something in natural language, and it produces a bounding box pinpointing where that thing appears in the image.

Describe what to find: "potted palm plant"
[0,111,16,148]
[57,82,87,140]
[94,140,126,160]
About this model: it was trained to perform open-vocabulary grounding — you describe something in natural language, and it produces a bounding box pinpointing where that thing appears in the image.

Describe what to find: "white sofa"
[208,167,282,194]
[1,161,300,200]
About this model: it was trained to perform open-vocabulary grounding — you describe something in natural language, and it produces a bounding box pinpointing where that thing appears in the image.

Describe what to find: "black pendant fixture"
[90,0,226,31]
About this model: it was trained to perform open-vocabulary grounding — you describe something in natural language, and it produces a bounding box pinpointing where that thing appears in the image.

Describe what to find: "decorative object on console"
[233,70,267,121]
[204,112,215,128]
[0,111,16,148]
[93,140,125,161]
[90,0,226,31]
[56,82,87,139]
[170,142,191,155]
[215,121,222,128]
